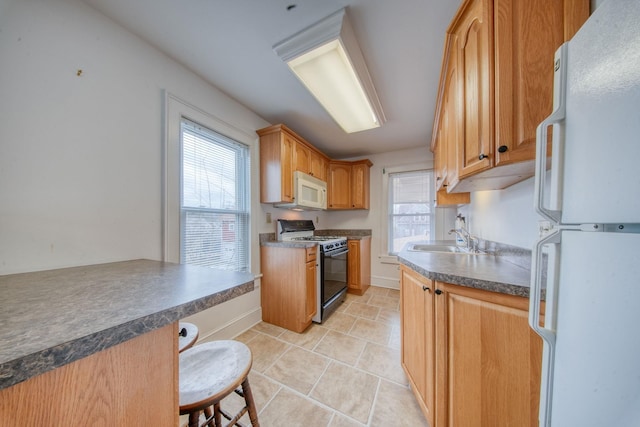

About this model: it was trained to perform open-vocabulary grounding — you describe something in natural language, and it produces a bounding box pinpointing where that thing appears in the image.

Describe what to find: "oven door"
[318,247,348,320]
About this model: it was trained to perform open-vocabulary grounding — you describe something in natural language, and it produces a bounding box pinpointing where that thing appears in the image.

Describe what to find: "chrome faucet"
[449,227,479,252]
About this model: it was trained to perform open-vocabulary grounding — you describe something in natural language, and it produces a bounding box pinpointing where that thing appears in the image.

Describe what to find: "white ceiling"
[83,0,461,159]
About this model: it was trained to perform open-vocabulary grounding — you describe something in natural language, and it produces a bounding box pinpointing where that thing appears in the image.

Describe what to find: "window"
[387,169,434,254]
[179,119,250,272]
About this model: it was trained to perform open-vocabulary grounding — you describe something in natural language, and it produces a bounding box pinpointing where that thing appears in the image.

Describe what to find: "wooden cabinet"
[260,245,317,333]
[347,237,371,296]
[328,161,352,209]
[400,265,544,427]
[293,139,311,176]
[400,266,435,427]
[431,0,589,192]
[258,124,369,209]
[258,125,295,204]
[328,159,373,210]
[309,150,328,181]
[454,0,492,180]
[258,124,329,204]
[432,31,470,206]
[0,324,178,425]
[350,161,372,209]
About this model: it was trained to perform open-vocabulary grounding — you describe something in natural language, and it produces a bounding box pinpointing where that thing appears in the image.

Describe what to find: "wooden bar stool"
[178,322,199,353]
[179,340,260,427]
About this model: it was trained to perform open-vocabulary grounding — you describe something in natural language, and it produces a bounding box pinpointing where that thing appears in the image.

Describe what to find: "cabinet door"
[305,260,317,322]
[350,163,370,209]
[455,0,492,179]
[328,162,351,209]
[400,266,435,427]
[493,0,565,166]
[444,34,462,191]
[309,150,328,181]
[347,240,360,293]
[435,283,543,427]
[280,133,295,202]
[293,139,311,175]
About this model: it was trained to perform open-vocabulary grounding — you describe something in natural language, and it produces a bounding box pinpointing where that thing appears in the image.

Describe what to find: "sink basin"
[407,244,486,255]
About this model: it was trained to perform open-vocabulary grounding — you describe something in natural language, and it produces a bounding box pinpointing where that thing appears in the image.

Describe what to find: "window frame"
[382,164,435,256]
[164,92,256,269]
[179,118,250,271]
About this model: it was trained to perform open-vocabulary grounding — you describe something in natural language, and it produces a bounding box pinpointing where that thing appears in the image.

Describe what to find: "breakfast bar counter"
[0,259,254,425]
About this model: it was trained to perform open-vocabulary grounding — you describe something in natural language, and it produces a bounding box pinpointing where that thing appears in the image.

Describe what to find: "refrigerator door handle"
[534,43,568,224]
[529,228,561,427]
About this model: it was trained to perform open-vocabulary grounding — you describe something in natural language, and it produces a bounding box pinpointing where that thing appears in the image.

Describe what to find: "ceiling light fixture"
[273,8,386,134]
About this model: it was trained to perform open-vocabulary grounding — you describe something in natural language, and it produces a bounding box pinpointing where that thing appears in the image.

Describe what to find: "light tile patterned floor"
[181,286,429,427]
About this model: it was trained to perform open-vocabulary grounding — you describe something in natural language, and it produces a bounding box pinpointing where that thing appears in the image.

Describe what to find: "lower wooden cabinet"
[400,265,543,427]
[0,323,178,425]
[400,266,435,427]
[347,237,371,296]
[261,245,317,333]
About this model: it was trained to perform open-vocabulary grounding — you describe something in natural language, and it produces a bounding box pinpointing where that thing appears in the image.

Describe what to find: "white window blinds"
[180,119,250,272]
[388,169,434,254]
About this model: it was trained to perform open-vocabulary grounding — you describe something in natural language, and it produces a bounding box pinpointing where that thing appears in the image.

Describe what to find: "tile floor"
[182,286,429,427]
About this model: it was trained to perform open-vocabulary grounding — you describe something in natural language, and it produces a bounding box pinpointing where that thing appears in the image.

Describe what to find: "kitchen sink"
[407,244,486,255]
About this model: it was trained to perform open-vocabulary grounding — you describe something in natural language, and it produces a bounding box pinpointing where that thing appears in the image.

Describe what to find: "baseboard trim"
[197,307,263,343]
[371,274,400,290]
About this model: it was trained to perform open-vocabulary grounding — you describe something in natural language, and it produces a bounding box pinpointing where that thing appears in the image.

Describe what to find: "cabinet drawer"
[306,247,317,262]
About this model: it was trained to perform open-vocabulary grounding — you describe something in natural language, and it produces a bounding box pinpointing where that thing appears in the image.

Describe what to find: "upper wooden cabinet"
[432,0,589,192]
[433,32,471,207]
[328,159,373,210]
[257,124,330,204]
[309,150,328,181]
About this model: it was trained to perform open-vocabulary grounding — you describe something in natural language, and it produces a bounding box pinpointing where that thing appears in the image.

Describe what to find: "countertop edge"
[0,270,254,390]
[398,257,532,298]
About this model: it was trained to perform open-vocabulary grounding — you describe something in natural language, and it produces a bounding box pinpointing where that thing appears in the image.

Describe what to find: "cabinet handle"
[498,145,508,153]
[436,176,441,181]
[422,286,430,292]
[478,154,488,160]
[435,289,443,295]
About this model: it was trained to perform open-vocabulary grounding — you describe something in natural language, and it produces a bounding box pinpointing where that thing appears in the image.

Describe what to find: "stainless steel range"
[277,219,348,323]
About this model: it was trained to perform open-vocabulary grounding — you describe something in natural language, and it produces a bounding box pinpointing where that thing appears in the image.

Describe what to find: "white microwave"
[274,171,327,210]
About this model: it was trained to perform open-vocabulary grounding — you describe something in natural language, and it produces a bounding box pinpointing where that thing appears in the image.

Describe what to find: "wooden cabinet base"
[347,238,371,296]
[261,246,317,333]
[0,323,178,426]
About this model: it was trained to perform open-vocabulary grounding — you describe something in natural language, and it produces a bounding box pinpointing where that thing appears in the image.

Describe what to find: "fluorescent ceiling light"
[274,8,386,134]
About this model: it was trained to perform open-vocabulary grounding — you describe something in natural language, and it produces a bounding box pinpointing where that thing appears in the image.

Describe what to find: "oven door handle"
[324,249,349,258]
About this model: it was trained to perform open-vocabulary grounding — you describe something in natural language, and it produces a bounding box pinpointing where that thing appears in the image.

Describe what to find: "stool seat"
[179,340,259,427]
[178,322,199,353]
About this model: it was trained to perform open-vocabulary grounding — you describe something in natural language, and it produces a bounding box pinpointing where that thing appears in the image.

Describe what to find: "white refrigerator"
[529,0,640,426]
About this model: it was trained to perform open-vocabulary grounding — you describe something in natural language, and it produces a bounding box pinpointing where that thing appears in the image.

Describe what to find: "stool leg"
[241,377,260,427]
[203,406,215,427]
[213,402,222,427]
[188,411,200,427]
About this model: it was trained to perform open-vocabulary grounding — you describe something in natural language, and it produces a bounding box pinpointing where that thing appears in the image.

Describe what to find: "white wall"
[458,178,541,249]
[0,0,269,339]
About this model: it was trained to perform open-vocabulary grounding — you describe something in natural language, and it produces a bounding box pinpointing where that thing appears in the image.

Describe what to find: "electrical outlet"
[316,216,319,225]
[266,212,272,224]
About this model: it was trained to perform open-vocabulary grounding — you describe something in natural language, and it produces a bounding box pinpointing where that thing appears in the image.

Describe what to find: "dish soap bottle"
[455,214,466,247]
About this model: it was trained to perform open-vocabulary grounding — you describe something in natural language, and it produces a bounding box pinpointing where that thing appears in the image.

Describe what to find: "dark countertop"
[259,229,372,246]
[0,259,254,390]
[314,229,372,239]
[398,241,534,298]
